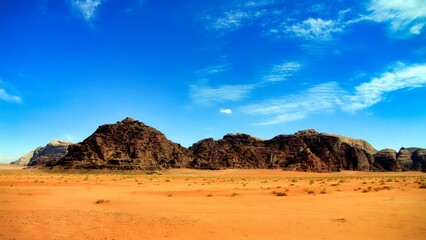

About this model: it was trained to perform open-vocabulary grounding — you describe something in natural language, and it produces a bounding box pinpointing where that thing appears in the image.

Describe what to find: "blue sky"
[1,0,426,163]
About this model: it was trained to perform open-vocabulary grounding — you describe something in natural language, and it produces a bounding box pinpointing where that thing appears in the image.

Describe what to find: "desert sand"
[0,164,425,240]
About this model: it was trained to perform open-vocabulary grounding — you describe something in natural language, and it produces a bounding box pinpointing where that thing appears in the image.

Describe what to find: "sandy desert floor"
[0,164,425,240]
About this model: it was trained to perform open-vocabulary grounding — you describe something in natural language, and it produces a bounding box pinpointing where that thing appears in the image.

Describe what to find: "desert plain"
[0,164,425,240]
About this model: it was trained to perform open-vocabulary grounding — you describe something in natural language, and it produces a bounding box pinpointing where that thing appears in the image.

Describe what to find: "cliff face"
[11,141,72,166]
[190,129,377,172]
[56,118,192,170]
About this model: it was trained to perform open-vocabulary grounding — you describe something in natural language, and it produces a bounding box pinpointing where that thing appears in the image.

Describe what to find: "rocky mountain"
[397,147,426,171]
[55,117,192,170]
[190,129,377,172]
[50,117,425,172]
[11,140,72,166]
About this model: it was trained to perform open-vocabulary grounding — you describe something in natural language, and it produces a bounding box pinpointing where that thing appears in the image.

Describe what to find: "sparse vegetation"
[273,191,287,196]
[95,199,109,204]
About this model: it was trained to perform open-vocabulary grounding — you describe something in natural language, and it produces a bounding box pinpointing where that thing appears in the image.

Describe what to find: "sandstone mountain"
[55,118,192,170]
[11,140,72,166]
[50,118,425,172]
[190,129,377,172]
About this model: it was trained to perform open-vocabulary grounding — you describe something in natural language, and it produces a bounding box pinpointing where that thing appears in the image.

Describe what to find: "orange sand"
[0,164,425,239]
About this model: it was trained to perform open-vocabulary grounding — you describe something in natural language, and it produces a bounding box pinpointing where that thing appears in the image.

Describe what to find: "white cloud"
[367,0,426,36]
[240,82,346,125]
[196,64,229,76]
[73,0,102,21]
[240,63,426,125]
[219,108,232,115]
[0,88,21,103]
[190,84,255,105]
[284,18,344,41]
[263,61,302,82]
[210,11,251,31]
[345,63,426,111]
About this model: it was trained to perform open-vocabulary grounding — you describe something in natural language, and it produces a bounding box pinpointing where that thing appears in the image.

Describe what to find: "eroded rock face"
[11,141,72,166]
[56,118,192,170]
[396,148,426,171]
[190,129,377,172]
[373,149,401,171]
[412,149,426,172]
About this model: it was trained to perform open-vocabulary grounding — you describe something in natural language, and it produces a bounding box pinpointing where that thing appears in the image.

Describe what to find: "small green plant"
[320,188,327,194]
[84,175,89,181]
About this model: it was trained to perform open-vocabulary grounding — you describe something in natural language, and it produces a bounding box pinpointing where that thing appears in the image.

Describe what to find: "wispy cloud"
[0,88,22,103]
[262,62,302,82]
[196,64,229,76]
[210,10,252,31]
[219,108,232,115]
[240,63,426,125]
[345,63,426,111]
[190,84,255,106]
[283,18,344,41]
[72,0,102,22]
[240,82,346,125]
[191,60,301,106]
[366,0,426,36]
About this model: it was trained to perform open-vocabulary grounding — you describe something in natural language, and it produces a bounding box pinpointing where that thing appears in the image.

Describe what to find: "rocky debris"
[55,117,192,170]
[190,129,377,172]
[373,149,401,171]
[11,141,72,166]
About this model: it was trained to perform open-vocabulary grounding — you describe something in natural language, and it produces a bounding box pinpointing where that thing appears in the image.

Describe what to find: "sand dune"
[0,165,425,239]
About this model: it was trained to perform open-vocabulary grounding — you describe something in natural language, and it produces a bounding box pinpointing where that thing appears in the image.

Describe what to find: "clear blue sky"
[1,0,426,163]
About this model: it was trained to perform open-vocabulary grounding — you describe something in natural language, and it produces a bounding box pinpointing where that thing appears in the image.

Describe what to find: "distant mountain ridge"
[14,118,426,172]
[11,140,72,166]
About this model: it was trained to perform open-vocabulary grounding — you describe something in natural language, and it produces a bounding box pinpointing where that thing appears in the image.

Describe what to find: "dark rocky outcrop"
[11,141,72,166]
[396,147,426,171]
[373,149,401,171]
[55,118,192,170]
[50,117,425,172]
[190,129,377,172]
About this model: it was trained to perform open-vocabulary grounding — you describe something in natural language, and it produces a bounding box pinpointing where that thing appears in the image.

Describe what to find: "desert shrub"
[95,199,109,204]
[273,191,287,196]
[231,192,240,197]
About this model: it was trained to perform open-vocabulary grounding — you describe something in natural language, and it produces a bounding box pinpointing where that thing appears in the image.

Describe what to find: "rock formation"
[189,129,377,172]
[49,117,425,172]
[55,118,192,170]
[395,147,426,171]
[11,149,39,166]
[11,140,72,166]
[373,149,401,171]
